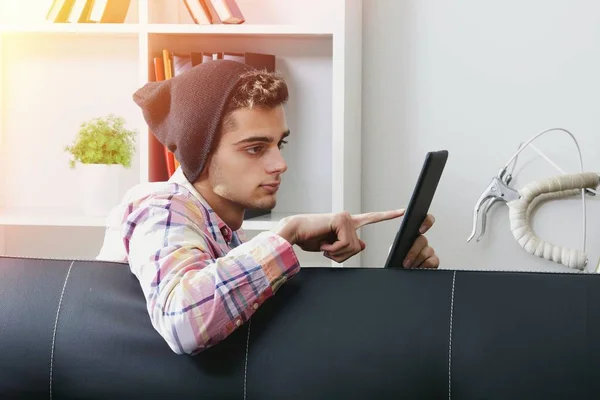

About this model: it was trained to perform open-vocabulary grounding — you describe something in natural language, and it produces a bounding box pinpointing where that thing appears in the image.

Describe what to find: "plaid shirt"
[97,168,301,355]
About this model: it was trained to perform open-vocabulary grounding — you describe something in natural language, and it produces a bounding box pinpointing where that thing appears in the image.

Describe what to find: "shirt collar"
[168,167,234,242]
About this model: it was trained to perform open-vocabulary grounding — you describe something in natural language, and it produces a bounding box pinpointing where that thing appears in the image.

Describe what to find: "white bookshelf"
[0,0,363,267]
[0,23,332,36]
[0,28,4,256]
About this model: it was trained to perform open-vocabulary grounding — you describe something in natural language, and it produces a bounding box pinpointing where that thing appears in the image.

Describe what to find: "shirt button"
[236,319,242,327]
[253,303,259,310]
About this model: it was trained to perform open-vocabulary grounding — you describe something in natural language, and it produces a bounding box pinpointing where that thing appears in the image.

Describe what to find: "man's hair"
[220,69,289,134]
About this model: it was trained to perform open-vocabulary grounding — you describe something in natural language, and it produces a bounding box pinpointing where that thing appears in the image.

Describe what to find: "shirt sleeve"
[121,189,301,355]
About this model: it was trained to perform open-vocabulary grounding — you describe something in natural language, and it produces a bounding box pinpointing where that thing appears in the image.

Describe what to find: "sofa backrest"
[1,255,599,399]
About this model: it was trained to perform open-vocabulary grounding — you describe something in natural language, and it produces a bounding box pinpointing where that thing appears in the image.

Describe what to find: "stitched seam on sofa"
[49,260,75,400]
[448,270,456,400]
[244,319,252,400]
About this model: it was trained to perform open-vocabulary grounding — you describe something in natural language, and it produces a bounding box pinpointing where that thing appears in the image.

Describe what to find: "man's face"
[204,105,289,211]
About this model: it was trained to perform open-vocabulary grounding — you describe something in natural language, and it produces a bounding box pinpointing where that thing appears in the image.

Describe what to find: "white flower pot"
[77,163,125,217]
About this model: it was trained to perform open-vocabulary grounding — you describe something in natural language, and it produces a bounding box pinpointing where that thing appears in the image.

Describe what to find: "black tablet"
[384,150,448,268]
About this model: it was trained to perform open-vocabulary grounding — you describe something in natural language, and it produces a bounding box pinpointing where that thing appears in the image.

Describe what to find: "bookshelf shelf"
[241,212,296,231]
[0,23,331,37]
[0,0,363,267]
[145,23,333,37]
[0,23,140,35]
[0,207,108,227]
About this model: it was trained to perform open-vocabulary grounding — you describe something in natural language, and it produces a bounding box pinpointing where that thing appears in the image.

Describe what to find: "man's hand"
[401,214,439,269]
[273,209,406,263]
[274,209,440,267]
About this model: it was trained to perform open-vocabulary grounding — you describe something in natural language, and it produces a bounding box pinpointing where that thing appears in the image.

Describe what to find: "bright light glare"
[1,0,54,24]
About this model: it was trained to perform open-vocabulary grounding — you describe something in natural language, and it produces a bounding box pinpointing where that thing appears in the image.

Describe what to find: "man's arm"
[122,190,300,355]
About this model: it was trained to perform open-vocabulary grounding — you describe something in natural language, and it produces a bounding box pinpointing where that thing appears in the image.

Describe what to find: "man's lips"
[260,182,280,192]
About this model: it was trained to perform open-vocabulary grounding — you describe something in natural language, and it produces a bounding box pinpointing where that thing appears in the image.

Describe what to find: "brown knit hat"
[133,59,256,183]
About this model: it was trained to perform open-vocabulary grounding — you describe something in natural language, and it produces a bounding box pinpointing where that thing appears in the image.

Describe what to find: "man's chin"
[249,197,277,211]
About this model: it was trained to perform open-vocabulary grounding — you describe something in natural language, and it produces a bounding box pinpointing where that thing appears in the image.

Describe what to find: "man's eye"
[278,140,288,149]
[247,146,263,155]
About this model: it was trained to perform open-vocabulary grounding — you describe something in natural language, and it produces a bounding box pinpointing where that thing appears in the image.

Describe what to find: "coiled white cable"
[507,172,598,269]
[501,128,588,256]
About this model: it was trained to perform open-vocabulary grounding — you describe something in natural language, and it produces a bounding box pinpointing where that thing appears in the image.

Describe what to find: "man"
[97,60,439,355]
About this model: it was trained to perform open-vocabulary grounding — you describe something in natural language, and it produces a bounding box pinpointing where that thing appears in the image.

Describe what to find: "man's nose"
[266,148,287,174]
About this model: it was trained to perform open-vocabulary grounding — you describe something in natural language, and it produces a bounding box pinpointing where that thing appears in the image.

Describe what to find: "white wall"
[360,0,600,273]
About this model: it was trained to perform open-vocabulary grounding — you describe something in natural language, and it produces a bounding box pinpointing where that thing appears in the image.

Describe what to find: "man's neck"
[192,182,244,231]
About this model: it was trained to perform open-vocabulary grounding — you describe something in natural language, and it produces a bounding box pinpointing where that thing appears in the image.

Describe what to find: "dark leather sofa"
[1,255,599,399]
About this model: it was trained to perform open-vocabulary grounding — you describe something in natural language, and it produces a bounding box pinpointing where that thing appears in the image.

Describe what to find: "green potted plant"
[65,114,137,217]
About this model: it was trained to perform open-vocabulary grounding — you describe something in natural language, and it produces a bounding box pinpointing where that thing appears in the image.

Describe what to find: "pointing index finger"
[352,209,405,229]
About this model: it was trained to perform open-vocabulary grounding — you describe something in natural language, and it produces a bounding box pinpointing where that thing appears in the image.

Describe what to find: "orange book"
[201,0,222,23]
[152,55,175,178]
[146,57,169,182]
[46,0,75,22]
[184,0,211,24]
[67,0,94,23]
[160,50,176,176]
[87,0,131,23]
[162,49,173,79]
[209,0,244,24]
[154,57,165,81]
